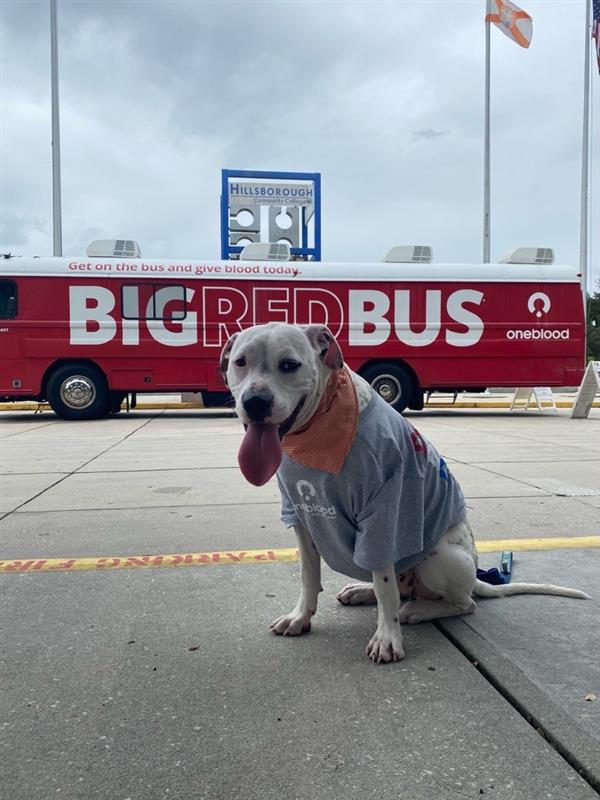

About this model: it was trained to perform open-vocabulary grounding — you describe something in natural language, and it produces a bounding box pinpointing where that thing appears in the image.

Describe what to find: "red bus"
[0,255,585,419]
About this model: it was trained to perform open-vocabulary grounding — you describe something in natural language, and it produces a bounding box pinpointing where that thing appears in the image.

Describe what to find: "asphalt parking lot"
[1,403,599,800]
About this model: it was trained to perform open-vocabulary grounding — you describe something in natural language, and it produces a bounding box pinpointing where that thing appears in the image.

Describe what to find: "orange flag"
[486,0,533,49]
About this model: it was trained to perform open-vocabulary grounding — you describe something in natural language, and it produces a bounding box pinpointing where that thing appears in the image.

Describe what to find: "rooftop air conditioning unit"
[240,242,291,261]
[499,247,554,265]
[383,245,433,264]
[86,239,142,258]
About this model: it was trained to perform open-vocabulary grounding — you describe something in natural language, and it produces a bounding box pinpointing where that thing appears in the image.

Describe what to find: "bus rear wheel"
[46,364,111,420]
[360,362,415,413]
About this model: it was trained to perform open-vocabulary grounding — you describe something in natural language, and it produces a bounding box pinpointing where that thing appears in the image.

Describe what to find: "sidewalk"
[1,406,598,799]
[441,548,599,788]
[1,554,598,799]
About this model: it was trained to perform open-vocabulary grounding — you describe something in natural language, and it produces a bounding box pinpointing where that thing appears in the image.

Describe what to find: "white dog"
[221,323,589,664]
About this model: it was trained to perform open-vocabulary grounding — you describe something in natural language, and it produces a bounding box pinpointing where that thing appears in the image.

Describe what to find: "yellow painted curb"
[474,536,600,552]
[1,401,598,412]
[0,402,205,412]
[0,548,299,573]
[1,537,598,574]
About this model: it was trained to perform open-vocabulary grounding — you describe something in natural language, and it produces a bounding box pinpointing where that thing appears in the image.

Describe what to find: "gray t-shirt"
[277,392,465,582]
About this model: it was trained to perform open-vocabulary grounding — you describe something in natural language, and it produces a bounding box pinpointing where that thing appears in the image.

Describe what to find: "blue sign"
[221,169,321,261]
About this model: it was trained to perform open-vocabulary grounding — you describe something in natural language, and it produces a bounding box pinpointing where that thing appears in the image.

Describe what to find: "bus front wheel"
[46,364,111,420]
[360,362,415,413]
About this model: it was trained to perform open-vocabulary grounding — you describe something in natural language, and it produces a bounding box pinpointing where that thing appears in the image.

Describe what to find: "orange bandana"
[281,367,359,473]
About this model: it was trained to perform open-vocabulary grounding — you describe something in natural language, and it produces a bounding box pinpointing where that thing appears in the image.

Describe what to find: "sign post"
[571,362,600,419]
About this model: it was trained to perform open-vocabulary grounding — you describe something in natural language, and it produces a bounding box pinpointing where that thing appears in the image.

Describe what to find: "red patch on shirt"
[407,422,427,455]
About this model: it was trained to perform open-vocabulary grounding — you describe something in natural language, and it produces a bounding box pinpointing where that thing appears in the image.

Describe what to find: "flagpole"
[580,0,592,308]
[483,1,491,263]
[50,0,63,256]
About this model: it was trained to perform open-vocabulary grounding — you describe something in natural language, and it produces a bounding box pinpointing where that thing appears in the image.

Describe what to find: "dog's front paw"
[366,626,405,664]
[269,611,313,636]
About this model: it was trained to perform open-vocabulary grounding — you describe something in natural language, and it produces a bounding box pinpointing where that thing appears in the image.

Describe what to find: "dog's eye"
[234,357,246,368]
[279,359,301,373]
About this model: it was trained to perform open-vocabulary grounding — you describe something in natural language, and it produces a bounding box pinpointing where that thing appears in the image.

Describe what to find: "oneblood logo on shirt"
[294,480,336,519]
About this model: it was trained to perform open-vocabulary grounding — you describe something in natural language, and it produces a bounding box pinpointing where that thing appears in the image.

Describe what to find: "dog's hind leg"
[399,520,477,625]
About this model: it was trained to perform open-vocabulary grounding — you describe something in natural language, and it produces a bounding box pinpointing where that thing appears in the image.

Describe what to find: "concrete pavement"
[1,405,599,799]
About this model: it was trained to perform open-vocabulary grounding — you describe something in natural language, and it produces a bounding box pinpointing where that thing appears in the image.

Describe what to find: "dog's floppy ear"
[304,325,343,370]
[219,333,239,385]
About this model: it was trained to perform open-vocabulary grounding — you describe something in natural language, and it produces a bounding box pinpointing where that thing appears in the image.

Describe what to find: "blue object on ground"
[501,550,513,575]
[477,567,511,585]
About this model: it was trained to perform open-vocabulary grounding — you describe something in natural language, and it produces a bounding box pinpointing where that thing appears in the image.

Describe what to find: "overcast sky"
[1,0,598,289]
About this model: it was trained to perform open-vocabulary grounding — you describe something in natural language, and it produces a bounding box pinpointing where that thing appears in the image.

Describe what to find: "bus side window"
[0,280,17,319]
[121,284,186,321]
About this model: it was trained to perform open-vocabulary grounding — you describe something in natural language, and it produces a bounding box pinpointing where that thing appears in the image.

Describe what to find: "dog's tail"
[473,580,590,600]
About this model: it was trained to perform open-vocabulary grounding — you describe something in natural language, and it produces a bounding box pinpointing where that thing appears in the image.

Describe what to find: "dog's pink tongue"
[238,423,282,486]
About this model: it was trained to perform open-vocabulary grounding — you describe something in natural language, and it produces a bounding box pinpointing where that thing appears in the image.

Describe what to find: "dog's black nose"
[242,389,273,422]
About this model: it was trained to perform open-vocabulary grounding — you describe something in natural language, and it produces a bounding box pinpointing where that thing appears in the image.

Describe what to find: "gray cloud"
[412,129,451,141]
[0,0,597,289]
